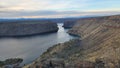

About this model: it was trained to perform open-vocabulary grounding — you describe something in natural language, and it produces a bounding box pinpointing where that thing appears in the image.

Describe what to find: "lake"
[0,23,76,65]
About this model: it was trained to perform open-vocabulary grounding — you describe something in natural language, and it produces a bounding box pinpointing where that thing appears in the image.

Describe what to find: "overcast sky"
[0,0,120,18]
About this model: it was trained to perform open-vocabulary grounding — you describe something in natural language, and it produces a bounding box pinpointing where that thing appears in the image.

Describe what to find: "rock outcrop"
[24,15,120,68]
[0,21,58,37]
[63,20,76,28]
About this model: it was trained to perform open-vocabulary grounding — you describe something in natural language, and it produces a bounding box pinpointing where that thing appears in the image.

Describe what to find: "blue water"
[0,23,76,65]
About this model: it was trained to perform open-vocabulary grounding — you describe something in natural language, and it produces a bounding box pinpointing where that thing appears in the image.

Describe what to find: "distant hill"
[0,18,79,23]
[0,15,104,23]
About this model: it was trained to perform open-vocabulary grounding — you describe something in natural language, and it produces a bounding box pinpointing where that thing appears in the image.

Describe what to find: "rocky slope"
[68,15,120,67]
[24,15,120,68]
[0,21,58,37]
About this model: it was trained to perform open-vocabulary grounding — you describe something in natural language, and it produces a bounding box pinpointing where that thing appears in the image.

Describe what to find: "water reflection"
[0,23,76,64]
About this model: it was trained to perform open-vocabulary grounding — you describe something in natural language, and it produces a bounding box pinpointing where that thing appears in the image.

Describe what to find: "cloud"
[0,10,120,18]
[0,0,120,18]
[0,6,4,8]
[0,0,90,11]
[1,0,120,11]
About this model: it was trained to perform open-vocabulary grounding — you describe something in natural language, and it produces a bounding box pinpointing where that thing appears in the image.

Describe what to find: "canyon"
[24,15,120,68]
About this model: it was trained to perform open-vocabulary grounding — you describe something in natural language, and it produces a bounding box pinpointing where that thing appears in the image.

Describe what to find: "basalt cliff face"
[0,21,58,37]
[63,20,76,28]
[24,15,120,68]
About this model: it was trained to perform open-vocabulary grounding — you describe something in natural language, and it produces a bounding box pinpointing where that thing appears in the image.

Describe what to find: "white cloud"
[0,0,90,11]
[0,0,120,18]
[0,10,120,18]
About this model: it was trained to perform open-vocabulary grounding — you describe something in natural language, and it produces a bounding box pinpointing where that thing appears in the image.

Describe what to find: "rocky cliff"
[63,20,76,28]
[69,15,120,67]
[0,21,58,37]
[24,15,120,68]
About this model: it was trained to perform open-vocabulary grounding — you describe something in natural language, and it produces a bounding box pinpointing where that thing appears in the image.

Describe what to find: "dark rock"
[75,61,95,68]
[63,21,76,28]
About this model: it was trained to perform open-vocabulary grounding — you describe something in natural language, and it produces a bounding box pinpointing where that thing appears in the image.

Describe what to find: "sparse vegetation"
[0,58,23,67]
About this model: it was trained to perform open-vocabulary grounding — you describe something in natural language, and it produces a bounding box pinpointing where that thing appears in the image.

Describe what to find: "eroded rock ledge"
[0,21,58,37]
[68,15,120,38]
